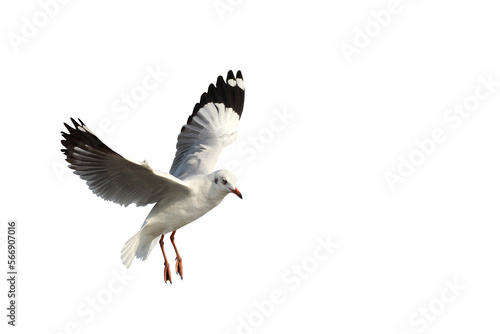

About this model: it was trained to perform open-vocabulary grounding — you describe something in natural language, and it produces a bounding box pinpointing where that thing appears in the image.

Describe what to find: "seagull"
[61,70,245,284]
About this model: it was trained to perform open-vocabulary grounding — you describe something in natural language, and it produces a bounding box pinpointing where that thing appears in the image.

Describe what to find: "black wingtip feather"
[186,70,245,127]
[70,117,78,127]
[60,118,120,163]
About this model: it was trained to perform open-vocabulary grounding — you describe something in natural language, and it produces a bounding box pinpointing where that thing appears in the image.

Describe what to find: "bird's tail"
[121,228,160,269]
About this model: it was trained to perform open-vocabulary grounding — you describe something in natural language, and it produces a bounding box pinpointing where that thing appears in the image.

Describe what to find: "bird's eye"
[221,177,227,185]
[214,178,218,184]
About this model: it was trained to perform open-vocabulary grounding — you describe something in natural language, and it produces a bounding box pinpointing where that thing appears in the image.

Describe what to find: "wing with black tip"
[61,118,191,207]
[169,70,245,179]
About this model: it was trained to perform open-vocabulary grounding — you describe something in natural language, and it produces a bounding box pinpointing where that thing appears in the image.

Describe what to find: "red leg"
[159,235,172,284]
[170,230,183,279]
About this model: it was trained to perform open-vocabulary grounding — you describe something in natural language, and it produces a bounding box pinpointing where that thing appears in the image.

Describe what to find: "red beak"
[231,187,243,199]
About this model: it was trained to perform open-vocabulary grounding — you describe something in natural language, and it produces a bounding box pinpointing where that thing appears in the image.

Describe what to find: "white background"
[1,0,500,333]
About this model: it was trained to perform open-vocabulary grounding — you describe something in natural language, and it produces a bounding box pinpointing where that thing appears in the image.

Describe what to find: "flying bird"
[61,70,245,284]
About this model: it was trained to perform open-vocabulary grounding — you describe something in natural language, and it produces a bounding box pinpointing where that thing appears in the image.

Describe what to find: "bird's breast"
[145,190,221,234]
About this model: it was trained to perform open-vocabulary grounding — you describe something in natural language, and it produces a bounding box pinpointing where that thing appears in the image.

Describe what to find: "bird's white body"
[121,171,238,268]
[147,174,222,234]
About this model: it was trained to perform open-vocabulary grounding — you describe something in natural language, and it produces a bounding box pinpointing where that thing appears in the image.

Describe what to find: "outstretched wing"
[61,118,191,207]
[169,70,245,180]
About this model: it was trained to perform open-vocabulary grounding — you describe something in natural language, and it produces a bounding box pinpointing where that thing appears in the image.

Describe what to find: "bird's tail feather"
[121,228,159,269]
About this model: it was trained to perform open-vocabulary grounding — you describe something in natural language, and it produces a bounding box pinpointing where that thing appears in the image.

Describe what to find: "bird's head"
[211,170,242,199]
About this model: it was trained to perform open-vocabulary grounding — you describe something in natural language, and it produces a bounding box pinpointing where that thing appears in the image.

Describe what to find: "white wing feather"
[61,118,191,207]
[169,71,245,179]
